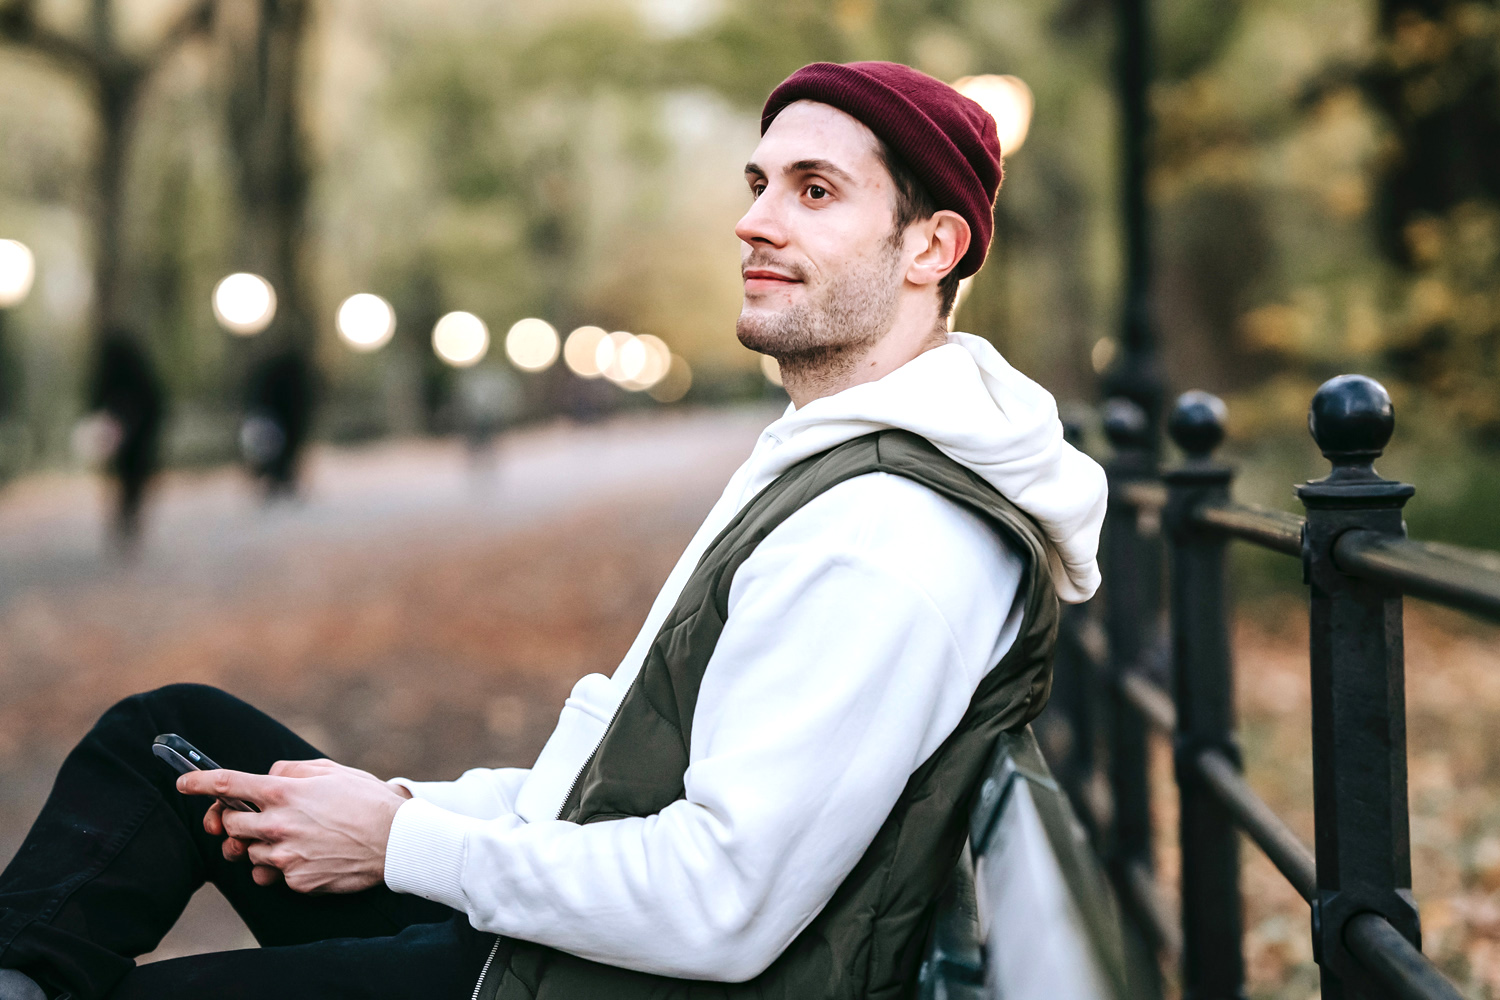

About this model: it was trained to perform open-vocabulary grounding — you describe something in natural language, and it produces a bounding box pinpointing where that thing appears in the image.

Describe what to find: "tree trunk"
[219,0,314,355]
[91,66,143,337]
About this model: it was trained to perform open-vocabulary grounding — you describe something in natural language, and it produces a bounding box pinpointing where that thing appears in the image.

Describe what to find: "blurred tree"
[215,0,318,487]
[1363,0,1500,442]
[217,0,314,356]
[0,0,215,346]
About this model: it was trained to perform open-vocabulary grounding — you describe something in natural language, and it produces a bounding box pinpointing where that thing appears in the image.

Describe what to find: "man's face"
[735,101,905,362]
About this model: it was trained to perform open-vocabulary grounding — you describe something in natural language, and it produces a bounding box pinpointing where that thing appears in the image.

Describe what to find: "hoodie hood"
[749,332,1108,603]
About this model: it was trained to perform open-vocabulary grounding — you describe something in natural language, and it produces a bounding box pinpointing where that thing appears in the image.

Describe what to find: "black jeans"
[0,684,497,999]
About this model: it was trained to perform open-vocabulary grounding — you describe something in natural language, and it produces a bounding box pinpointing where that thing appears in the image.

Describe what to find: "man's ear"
[905,210,970,290]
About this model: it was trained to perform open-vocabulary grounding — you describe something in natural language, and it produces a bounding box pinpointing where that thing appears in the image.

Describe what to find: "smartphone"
[152,734,260,813]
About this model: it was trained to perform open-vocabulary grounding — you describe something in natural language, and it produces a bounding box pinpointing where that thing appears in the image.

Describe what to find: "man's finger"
[220,807,283,843]
[222,836,249,862]
[176,768,282,807]
[251,864,283,887]
[203,801,225,837]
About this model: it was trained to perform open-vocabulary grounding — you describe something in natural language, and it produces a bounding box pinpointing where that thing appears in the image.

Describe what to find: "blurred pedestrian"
[241,349,314,499]
[85,329,166,548]
[458,365,521,473]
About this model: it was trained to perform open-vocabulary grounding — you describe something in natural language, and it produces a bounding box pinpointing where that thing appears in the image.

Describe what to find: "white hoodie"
[384,332,1108,981]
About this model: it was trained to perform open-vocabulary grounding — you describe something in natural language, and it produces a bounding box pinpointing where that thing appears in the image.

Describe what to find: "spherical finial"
[1102,397,1150,450]
[1168,390,1227,459]
[1308,375,1394,467]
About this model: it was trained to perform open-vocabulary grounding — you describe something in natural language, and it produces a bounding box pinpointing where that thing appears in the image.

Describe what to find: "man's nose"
[734,191,788,249]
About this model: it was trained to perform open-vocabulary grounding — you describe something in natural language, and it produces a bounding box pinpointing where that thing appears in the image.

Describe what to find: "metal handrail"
[1122,858,1182,961]
[1118,672,1175,733]
[1336,530,1500,624]
[1189,750,1463,998]
[1345,913,1465,1000]
[1193,749,1316,901]
[1192,501,1304,556]
[1073,380,1491,1000]
[1183,501,1500,624]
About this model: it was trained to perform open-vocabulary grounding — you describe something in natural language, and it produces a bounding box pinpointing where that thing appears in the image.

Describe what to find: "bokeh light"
[622,334,672,390]
[760,354,783,387]
[648,355,693,403]
[0,239,36,308]
[432,311,490,367]
[505,318,560,371]
[336,293,396,351]
[952,75,1034,156]
[564,325,609,377]
[212,273,277,335]
[598,331,647,384]
[1091,337,1118,375]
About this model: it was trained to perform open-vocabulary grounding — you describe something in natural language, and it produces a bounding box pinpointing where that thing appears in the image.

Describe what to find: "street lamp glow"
[564,325,609,377]
[598,331,647,384]
[622,334,672,390]
[433,311,489,367]
[953,75,1034,156]
[213,272,277,335]
[336,293,396,351]
[505,317,560,371]
[0,240,35,308]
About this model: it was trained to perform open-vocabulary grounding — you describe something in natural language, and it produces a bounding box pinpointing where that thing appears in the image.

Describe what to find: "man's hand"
[182,758,413,894]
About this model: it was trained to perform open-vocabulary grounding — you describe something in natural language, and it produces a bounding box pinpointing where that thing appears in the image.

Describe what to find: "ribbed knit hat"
[761,61,1004,279]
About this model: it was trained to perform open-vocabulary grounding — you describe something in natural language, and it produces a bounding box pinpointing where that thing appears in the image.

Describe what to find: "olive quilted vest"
[474,429,1060,1000]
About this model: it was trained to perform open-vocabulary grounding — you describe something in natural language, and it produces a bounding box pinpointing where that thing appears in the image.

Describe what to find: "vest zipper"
[554,698,623,822]
[469,696,629,1000]
[470,936,501,1000]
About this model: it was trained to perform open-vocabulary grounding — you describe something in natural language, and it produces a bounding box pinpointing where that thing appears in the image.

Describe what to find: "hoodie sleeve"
[386,767,529,820]
[383,473,1025,980]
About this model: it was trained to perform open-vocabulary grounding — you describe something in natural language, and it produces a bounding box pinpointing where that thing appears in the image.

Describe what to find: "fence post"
[1101,404,1159,866]
[1042,419,1100,832]
[1163,391,1245,1000]
[1296,375,1419,999]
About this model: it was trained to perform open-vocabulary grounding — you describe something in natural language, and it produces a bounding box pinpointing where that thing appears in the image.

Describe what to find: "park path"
[0,406,775,604]
[0,404,775,964]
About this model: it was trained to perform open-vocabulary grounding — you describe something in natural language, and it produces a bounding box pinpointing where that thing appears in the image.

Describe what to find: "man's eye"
[807,185,828,200]
[751,184,766,199]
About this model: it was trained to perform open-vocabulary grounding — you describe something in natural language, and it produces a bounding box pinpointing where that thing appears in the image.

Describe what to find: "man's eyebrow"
[742,159,857,185]
[786,159,856,185]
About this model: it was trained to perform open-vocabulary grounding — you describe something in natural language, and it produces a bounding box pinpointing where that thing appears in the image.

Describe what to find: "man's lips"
[743,269,802,287]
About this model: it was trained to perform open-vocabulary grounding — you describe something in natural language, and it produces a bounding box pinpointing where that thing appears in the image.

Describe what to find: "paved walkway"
[0,407,774,604]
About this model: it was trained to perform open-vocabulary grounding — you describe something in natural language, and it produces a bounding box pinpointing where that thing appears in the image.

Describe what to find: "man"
[86,330,166,548]
[0,61,1106,1000]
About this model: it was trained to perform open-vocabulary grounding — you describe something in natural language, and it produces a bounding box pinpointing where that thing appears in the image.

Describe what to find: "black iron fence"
[1037,373,1500,1000]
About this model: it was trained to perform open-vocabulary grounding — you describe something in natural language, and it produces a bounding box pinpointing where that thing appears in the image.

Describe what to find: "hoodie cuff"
[386,777,431,800]
[384,797,473,912]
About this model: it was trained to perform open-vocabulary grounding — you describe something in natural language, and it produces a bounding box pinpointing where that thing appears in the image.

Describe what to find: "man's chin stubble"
[737,306,877,388]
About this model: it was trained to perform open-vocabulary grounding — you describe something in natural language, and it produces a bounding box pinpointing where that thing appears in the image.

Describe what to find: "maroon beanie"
[761,61,1004,279]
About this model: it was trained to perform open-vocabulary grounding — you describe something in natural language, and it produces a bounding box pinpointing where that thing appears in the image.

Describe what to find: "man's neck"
[781,320,948,409]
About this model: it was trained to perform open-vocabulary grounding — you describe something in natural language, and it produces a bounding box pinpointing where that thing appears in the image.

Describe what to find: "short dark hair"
[876,139,964,319]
